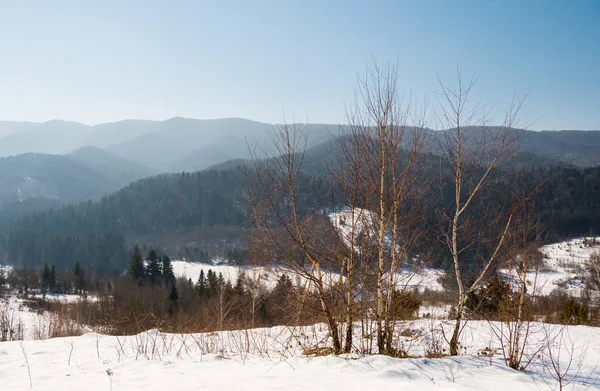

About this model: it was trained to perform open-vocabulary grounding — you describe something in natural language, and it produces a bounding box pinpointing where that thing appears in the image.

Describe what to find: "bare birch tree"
[341,60,427,354]
[248,123,344,352]
[436,67,527,356]
[490,178,545,370]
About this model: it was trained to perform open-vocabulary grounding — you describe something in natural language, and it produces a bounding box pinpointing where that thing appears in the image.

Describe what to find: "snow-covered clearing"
[170,207,446,294]
[1,294,90,341]
[171,260,341,291]
[501,237,600,297]
[330,207,445,292]
[0,320,598,390]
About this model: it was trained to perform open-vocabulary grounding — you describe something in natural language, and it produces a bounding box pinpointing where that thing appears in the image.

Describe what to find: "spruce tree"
[196,269,206,298]
[146,250,161,285]
[73,262,85,294]
[49,265,56,293]
[41,263,50,295]
[207,269,218,297]
[127,246,145,282]
[167,283,179,316]
[161,256,175,286]
[234,275,245,297]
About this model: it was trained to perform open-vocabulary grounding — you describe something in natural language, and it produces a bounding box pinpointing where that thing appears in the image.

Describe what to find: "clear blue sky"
[0,0,598,129]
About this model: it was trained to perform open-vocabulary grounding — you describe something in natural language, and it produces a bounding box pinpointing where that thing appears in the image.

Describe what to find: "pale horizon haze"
[0,0,598,130]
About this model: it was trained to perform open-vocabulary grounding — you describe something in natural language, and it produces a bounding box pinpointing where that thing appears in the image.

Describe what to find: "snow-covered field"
[0,295,87,341]
[2,236,600,390]
[0,320,598,390]
[169,207,446,294]
[171,260,336,290]
[501,237,600,297]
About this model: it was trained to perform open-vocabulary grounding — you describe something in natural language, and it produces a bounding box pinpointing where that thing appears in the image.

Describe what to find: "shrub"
[559,298,588,325]
[389,290,421,320]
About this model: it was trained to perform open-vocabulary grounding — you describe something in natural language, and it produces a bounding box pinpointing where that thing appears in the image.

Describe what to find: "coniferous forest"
[1,156,600,272]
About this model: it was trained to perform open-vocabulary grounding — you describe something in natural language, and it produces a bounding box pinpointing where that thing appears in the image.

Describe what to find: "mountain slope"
[0,120,91,157]
[106,118,341,172]
[0,149,156,221]
[0,118,598,169]
[68,146,155,184]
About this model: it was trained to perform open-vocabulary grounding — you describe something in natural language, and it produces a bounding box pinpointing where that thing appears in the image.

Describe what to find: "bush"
[389,290,421,320]
[559,298,588,325]
[465,276,511,319]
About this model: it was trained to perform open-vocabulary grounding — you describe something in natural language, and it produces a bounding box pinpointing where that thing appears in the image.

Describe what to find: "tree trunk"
[376,124,387,354]
[315,263,342,353]
[344,256,354,353]
[449,301,463,356]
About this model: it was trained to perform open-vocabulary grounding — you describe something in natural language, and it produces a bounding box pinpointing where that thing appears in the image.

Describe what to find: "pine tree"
[196,269,206,298]
[73,262,85,294]
[207,269,218,297]
[49,265,56,293]
[41,263,50,295]
[167,283,179,316]
[161,256,175,286]
[234,275,245,297]
[127,246,145,282]
[146,250,161,285]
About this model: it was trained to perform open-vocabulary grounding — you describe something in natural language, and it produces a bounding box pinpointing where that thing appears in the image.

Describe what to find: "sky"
[0,0,598,130]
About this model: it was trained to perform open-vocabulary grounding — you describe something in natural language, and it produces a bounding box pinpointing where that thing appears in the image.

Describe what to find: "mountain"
[0,121,38,138]
[1,169,250,270]
[0,118,598,170]
[169,145,234,173]
[0,119,160,158]
[105,118,340,172]
[0,149,154,221]
[527,130,600,167]
[0,120,91,157]
[68,146,155,185]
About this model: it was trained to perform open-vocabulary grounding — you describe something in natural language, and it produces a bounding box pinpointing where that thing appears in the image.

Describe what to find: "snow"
[0,320,598,390]
[0,264,12,275]
[30,293,99,303]
[1,296,50,340]
[501,237,600,297]
[171,260,341,291]
[1,293,93,341]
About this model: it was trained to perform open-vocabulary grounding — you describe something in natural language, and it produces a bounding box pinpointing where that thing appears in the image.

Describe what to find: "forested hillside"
[2,150,600,272]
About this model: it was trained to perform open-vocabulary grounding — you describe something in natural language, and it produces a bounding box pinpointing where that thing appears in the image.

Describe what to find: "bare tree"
[340,60,428,354]
[436,67,527,356]
[490,179,545,370]
[539,326,587,391]
[248,123,344,352]
[586,250,600,290]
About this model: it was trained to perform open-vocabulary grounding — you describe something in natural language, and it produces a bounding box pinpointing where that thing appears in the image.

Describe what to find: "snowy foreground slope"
[1,321,599,390]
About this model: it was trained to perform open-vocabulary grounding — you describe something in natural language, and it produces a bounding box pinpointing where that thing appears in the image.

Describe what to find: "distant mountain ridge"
[0,118,598,172]
[0,148,154,220]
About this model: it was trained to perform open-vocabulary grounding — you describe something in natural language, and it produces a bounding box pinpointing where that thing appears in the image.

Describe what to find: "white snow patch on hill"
[171,260,341,290]
[330,208,445,292]
[501,237,600,297]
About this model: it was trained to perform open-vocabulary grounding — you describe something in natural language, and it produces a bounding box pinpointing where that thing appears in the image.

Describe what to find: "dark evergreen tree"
[234,275,245,297]
[167,283,179,316]
[127,246,145,282]
[146,250,161,285]
[41,263,50,295]
[207,269,218,297]
[196,269,206,298]
[73,261,85,294]
[49,265,56,293]
[161,255,175,286]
